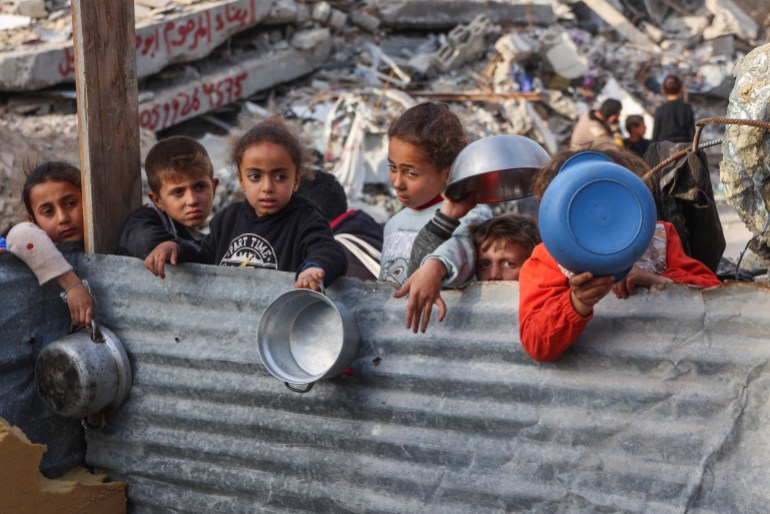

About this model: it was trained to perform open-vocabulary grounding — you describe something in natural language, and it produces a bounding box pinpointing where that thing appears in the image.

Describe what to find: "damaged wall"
[3,251,769,511]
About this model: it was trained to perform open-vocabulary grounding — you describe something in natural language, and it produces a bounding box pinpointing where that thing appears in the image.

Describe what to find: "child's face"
[27,179,84,243]
[630,121,646,139]
[150,173,218,230]
[476,240,530,281]
[238,142,299,217]
[388,137,449,209]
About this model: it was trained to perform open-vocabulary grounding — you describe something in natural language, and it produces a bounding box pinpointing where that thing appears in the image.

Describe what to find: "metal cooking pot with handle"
[35,321,132,430]
[257,288,360,393]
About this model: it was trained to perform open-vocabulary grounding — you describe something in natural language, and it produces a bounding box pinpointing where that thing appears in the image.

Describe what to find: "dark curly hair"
[388,102,467,170]
[229,116,314,180]
[532,146,650,200]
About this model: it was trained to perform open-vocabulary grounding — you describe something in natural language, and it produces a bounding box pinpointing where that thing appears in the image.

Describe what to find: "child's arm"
[144,241,181,279]
[395,203,492,333]
[7,222,95,326]
[660,222,721,287]
[297,210,348,287]
[519,244,613,362]
[295,266,325,291]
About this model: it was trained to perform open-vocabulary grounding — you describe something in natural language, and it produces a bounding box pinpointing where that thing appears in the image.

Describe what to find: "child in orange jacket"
[518,147,720,362]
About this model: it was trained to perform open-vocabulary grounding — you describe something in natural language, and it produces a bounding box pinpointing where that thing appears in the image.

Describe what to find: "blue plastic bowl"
[538,152,656,280]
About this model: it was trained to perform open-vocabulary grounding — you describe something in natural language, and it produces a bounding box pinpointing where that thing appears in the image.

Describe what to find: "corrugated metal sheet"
[62,254,770,513]
[0,249,86,477]
[4,251,770,512]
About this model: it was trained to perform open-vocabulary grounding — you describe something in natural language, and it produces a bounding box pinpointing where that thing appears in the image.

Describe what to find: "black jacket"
[332,210,383,280]
[179,196,347,286]
[652,99,695,143]
[116,204,203,259]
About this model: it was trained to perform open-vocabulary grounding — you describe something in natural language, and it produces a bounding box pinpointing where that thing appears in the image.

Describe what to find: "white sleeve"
[7,222,73,285]
[423,204,493,287]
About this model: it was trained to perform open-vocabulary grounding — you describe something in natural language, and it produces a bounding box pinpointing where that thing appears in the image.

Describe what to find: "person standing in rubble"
[569,99,624,150]
[652,75,695,144]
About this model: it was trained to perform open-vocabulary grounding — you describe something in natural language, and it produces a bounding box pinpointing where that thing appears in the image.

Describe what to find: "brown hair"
[469,213,541,255]
[22,160,81,218]
[145,136,214,195]
[388,102,467,170]
[661,75,683,96]
[532,146,650,200]
[229,116,314,180]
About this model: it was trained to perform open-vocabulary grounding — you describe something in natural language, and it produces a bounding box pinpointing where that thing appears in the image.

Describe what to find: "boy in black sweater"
[652,75,695,143]
[117,136,218,258]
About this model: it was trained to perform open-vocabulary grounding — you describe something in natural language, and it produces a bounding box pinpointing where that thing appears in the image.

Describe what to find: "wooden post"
[71,0,141,254]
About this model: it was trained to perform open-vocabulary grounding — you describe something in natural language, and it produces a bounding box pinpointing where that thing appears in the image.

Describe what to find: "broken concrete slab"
[0,0,273,91]
[703,0,759,42]
[580,0,661,54]
[540,29,588,80]
[377,0,555,29]
[137,29,332,132]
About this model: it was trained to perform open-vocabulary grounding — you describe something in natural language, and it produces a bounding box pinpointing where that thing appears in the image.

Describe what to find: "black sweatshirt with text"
[178,195,347,286]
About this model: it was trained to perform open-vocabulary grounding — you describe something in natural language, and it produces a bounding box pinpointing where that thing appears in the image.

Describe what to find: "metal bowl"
[444,135,550,203]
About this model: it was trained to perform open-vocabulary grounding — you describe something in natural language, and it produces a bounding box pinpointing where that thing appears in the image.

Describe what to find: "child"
[296,170,383,280]
[623,114,651,158]
[381,102,492,332]
[652,74,695,143]
[117,136,218,258]
[469,214,540,281]
[518,147,720,362]
[7,161,95,327]
[144,117,347,290]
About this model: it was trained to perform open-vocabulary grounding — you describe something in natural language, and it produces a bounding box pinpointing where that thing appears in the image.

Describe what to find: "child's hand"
[295,266,325,291]
[440,191,478,221]
[393,258,447,333]
[144,241,181,279]
[568,272,614,317]
[613,266,673,299]
[67,283,95,327]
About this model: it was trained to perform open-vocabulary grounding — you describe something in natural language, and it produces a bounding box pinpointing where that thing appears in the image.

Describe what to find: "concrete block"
[0,0,273,92]
[704,0,758,41]
[378,0,554,29]
[264,0,299,24]
[434,14,490,72]
[13,0,47,19]
[540,30,588,79]
[137,30,332,132]
[312,1,331,23]
[327,9,348,32]
[291,27,331,51]
[350,10,380,33]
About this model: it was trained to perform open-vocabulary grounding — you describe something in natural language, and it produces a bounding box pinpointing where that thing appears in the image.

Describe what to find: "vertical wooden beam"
[71,0,141,254]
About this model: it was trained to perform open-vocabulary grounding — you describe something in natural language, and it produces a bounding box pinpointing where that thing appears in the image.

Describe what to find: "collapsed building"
[2,0,770,512]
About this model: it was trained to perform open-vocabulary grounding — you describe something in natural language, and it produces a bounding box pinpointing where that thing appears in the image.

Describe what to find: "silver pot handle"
[285,382,314,394]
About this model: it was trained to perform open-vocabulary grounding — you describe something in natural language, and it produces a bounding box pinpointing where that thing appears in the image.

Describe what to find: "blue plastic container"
[538,151,656,280]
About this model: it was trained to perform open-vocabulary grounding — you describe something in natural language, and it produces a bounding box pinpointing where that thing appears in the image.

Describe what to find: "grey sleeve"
[406,210,461,277]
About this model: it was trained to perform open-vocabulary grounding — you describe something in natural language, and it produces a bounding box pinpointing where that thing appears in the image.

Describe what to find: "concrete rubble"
[0,0,768,246]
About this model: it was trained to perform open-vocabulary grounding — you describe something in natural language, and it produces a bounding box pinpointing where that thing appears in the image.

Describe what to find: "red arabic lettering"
[58,47,75,78]
[233,72,247,98]
[225,4,247,25]
[214,13,224,31]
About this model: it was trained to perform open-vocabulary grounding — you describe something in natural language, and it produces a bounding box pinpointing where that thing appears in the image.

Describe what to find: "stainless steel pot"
[35,321,132,429]
[444,134,550,203]
[257,288,360,393]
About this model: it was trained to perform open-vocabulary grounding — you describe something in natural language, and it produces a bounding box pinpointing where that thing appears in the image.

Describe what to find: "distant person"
[144,116,347,290]
[570,98,624,150]
[652,75,695,143]
[117,136,218,259]
[518,147,720,362]
[623,115,651,158]
[296,171,383,280]
[7,161,95,327]
[469,214,540,281]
